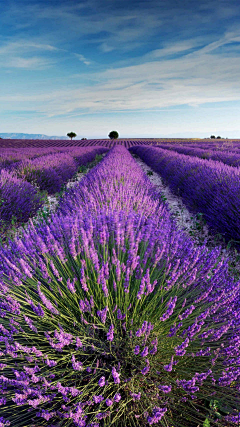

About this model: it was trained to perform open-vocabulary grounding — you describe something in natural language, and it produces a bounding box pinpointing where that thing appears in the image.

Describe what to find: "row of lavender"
[155,144,240,168]
[0,147,107,231]
[0,147,78,169]
[0,139,158,149]
[0,146,240,426]
[130,146,240,246]
[2,138,239,149]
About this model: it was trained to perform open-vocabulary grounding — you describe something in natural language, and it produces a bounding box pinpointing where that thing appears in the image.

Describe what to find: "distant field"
[0,137,237,148]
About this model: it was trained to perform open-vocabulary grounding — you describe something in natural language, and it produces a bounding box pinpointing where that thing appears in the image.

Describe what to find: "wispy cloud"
[73,53,91,65]
[0,38,91,69]
[0,40,60,54]
[0,56,57,69]
[1,36,240,114]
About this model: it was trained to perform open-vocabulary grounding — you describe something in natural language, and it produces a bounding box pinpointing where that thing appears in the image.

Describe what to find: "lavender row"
[155,144,240,168]
[11,147,108,194]
[130,146,240,246]
[0,147,107,232]
[0,146,84,171]
[3,137,239,149]
[0,170,44,233]
[0,146,240,426]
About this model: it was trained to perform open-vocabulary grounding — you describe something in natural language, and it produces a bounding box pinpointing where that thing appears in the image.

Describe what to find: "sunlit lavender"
[0,146,240,426]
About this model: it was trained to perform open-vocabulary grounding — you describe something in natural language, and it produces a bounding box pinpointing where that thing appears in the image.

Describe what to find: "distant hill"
[0,133,68,140]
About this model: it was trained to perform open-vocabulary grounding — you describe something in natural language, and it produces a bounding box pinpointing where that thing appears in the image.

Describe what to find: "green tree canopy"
[67,132,77,140]
[108,130,119,139]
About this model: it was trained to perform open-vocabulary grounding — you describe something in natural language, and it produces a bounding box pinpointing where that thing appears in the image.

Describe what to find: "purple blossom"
[112,367,120,384]
[147,407,167,424]
[174,337,190,357]
[105,398,113,407]
[106,324,114,341]
[114,393,121,402]
[93,395,104,404]
[134,345,140,355]
[141,359,150,375]
[163,355,174,372]
[72,355,83,371]
[0,417,10,427]
[37,284,59,315]
[141,346,149,357]
[97,306,108,324]
[130,392,141,401]
[159,296,177,321]
[158,384,172,393]
[67,277,76,293]
[98,376,105,387]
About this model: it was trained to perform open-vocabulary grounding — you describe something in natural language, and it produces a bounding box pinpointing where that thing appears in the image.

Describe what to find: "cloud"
[73,53,91,65]
[1,1,240,113]
[1,38,240,115]
[0,56,57,69]
[0,40,60,54]
[0,38,91,69]
[0,1,164,52]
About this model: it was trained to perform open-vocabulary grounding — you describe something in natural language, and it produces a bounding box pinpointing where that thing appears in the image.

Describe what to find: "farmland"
[0,139,240,426]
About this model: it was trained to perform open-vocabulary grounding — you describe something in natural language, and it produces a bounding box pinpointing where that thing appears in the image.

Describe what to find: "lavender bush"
[130,146,240,245]
[0,147,240,426]
[0,169,44,230]
[14,148,108,194]
[155,144,240,168]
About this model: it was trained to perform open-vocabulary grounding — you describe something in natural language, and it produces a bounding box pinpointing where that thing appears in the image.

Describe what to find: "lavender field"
[1,140,240,427]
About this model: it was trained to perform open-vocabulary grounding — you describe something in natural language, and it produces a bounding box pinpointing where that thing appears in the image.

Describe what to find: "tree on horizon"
[67,132,77,140]
[108,131,119,139]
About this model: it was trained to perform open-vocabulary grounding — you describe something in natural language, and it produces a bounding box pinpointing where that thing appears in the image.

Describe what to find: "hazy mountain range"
[0,133,68,140]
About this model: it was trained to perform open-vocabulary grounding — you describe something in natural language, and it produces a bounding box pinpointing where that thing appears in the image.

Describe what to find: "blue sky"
[1,0,240,138]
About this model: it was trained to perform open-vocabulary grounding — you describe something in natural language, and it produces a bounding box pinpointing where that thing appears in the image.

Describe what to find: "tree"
[210,135,215,139]
[67,132,77,140]
[216,136,221,139]
[108,131,119,139]
[81,138,87,140]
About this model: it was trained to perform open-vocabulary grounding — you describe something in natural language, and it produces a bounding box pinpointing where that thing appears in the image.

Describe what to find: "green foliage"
[203,417,211,427]
[108,130,119,139]
[67,132,77,140]
[78,164,88,173]
[210,135,216,139]
[146,170,153,176]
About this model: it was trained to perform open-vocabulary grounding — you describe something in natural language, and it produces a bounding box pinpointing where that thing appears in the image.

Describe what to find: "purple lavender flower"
[130,392,141,401]
[163,355,174,372]
[93,395,104,404]
[37,284,59,315]
[147,407,167,424]
[97,306,108,324]
[114,393,121,402]
[106,324,114,341]
[98,376,105,387]
[158,384,172,393]
[141,346,149,357]
[159,296,177,321]
[112,367,120,384]
[72,355,83,371]
[134,345,140,355]
[105,398,113,407]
